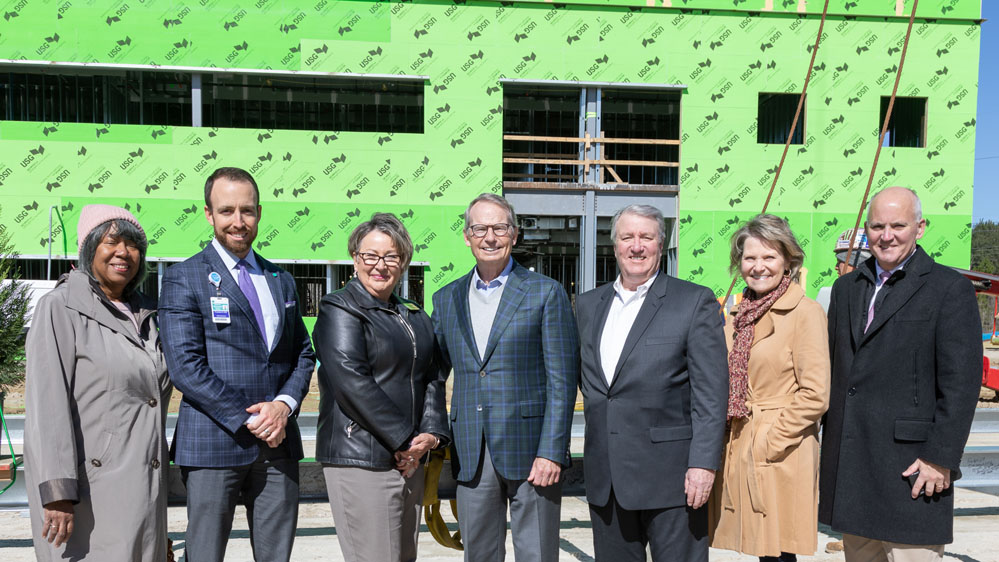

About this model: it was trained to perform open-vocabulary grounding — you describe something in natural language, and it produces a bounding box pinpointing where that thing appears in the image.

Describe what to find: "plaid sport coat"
[159,245,316,467]
[432,261,579,482]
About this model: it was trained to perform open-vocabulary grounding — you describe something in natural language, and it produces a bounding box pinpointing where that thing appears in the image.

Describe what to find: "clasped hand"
[246,401,290,448]
[394,433,438,478]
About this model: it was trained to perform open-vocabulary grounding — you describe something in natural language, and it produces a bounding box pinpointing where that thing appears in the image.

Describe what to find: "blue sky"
[974,3,997,222]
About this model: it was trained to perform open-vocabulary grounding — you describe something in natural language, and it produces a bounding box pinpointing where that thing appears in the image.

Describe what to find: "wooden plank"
[0,457,16,481]
[502,172,578,180]
[503,134,680,145]
[502,157,680,168]
[606,165,625,183]
[503,152,580,158]
[595,159,679,167]
[503,181,680,193]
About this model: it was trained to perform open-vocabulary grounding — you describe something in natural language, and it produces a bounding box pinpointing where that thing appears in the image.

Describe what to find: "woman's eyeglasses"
[355,252,402,267]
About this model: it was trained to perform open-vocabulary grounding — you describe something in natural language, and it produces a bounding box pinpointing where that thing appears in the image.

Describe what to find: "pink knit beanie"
[77,204,146,251]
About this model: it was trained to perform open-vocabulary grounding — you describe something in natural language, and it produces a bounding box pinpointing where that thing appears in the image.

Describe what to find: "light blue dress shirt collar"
[472,257,514,294]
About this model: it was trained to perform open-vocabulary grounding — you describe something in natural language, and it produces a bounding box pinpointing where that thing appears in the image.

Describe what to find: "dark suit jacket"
[159,245,316,467]
[819,246,981,545]
[577,274,728,511]
[431,262,579,482]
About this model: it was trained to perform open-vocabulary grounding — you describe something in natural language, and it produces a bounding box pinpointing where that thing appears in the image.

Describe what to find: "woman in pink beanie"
[23,204,172,561]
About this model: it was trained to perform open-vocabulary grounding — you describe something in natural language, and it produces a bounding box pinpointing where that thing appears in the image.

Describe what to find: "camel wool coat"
[709,282,830,557]
[23,271,171,561]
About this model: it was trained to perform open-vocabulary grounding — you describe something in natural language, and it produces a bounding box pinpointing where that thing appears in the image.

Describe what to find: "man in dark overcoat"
[820,186,981,561]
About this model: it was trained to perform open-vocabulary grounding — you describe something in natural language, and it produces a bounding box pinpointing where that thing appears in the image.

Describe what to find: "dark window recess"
[0,70,191,126]
[880,96,926,148]
[11,258,74,281]
[406,265,425,309]
[284,263,328,317]
[503,86,582,183]
[202,75,424,133]
[757,93,804,144]
[601,89,680,186]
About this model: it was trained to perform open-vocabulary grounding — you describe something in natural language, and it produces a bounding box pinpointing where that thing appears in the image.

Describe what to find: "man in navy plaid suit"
[159,167,315,562]
[432,193,579,561]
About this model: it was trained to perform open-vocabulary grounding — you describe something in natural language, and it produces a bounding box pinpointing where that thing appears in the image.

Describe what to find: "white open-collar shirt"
[599,273,658,386]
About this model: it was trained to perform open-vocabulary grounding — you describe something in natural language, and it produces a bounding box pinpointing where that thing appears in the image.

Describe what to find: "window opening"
[879,96,926,148]
[202,75,423,134]
[0,70,191,126]
[757,92,804,144]
[502,85,680,189]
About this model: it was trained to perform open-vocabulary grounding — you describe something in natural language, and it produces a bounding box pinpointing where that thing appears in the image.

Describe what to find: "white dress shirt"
[599,273,658,386]
[211,238,298,417]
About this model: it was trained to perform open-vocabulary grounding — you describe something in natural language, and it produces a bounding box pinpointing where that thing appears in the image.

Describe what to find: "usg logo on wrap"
[173,203,201,232]
[426,173,453,202]
[84,165,114,195]
[375,159,407,198]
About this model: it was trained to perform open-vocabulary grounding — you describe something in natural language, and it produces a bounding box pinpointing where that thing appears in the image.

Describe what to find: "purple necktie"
[865,270,892,333]
[237,259,267,341]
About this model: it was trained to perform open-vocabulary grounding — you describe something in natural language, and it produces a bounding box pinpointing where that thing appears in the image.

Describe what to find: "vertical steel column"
[578,87,601,293]
[581,190,597,293]
[400,268,410,299]
[191,73,203,127]
[326,264,333,294]
[157,263,165,296]
[577,89,587,183]
[584,87,600,184]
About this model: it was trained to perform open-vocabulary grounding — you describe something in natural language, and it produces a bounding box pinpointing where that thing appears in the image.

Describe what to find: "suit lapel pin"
[209,272,222,289]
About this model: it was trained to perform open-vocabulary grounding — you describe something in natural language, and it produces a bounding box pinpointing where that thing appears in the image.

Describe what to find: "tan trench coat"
[24,271,171,561]
[709,282,830,556]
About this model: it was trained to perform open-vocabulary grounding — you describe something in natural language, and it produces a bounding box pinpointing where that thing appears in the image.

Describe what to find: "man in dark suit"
[576,204,728,561]
[159,167,315,562]
[820,186,981,561]
[432,193,579,561]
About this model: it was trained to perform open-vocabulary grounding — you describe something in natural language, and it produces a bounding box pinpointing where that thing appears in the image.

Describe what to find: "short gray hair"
[347,213,414,270]
[610,205,667,246]
[78,219,149,298]
[867,186,922,223]
[464,193,517,231]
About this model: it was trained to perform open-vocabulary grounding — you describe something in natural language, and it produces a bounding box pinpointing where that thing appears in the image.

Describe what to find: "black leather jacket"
[313,278,450,469]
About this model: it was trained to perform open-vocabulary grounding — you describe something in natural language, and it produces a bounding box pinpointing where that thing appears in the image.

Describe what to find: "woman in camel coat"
[709,214,830,561]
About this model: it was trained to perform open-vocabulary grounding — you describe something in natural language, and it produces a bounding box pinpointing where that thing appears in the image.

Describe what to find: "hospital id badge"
[211,297,231,324]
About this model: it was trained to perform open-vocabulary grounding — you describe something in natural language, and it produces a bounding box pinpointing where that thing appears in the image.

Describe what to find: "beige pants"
[323,465,425,562]
[843,534,945,562]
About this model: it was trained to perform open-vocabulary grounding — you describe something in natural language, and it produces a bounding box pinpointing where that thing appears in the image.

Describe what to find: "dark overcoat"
[819,246,981,545]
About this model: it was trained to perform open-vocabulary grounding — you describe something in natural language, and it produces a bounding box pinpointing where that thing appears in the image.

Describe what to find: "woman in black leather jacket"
[312,212,450,562]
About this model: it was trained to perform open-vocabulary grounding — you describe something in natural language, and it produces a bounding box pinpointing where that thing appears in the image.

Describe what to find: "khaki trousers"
[843,534,944,562]
[323,465,425,562]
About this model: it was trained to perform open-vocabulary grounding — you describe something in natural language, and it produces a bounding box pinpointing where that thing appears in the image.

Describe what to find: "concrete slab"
[1,488,996,561]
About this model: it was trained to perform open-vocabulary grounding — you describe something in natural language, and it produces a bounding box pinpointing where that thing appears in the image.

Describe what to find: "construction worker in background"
[816,228,872,314]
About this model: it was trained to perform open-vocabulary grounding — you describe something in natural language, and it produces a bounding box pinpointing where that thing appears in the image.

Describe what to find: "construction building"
[0,0,982,324]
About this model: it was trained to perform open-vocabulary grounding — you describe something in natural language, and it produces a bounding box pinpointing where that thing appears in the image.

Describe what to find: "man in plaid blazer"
[159,167,315,562]
[432,193,579,562]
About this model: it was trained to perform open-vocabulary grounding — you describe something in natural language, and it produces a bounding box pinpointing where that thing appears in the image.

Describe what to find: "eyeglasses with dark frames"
[355,252,403,267]
[467,223,513,238]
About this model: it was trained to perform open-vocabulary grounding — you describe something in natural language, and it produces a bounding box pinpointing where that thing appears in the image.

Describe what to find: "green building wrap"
[0,0,982,304]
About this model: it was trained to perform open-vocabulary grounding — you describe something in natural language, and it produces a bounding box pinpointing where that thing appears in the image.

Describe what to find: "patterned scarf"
[727,275,791,420]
